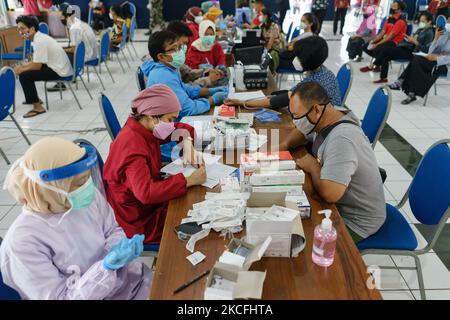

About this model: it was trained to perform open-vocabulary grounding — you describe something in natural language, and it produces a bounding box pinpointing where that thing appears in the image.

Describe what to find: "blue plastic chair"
[136,66,146,92]
[436,15,447,30]
[143,244,160,258]
[288,26,301,43]
[111,24,130,71]
[285,22,294,43]
[44,41,91,110]
[1,39,31,65]
[358,139,450,300]
[0,67,32,164]
[361,86,391,149]
[98,93,121,140]
[128,16,139,58]
[86,31,115,84]
[38,22,49,35]
[128,2,136,18]
[406,23,413,36]
[336,62,353,107]
[85,36,106,91]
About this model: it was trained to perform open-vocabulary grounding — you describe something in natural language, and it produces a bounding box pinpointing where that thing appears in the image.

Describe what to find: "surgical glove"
[212,91,228,105]
[199,63,214,69]
[103,235,144,270]
[209,86,228,95]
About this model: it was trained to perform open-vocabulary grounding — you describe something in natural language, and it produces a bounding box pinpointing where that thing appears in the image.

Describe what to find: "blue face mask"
[67,177,96,210]
[169,49,186,69]
[201,35,216,47]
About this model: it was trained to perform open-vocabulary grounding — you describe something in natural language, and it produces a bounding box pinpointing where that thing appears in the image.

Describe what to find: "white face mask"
[299,22,306,30]
[293,57,303,72]
[109,12,113,20]
[195,15,203,24]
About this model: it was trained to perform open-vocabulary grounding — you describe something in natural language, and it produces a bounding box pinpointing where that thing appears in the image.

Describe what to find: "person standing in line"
[334,0,350,36]
[311,0,329,34]
[146,0,166,36]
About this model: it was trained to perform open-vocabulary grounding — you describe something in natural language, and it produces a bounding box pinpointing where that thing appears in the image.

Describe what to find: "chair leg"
[126,45,134,60]
[413,254,426,300]
[44,81,49,110]
[104,62,115,83]
[93,66,105,90]
[115,52,125,72]
[9,114,31,145]
[423,93,428,106]
[434,82,437,96]
[131,41,138,57]
[87,66,90,83]
[59,83,63,100]
[0,147,10,165]
[122,49,131,68]
[79,77,93,100]
[67,83,83,110]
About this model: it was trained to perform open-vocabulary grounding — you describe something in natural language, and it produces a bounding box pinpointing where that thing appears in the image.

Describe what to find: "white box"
[249,170,305,186]
[285,191,311,219]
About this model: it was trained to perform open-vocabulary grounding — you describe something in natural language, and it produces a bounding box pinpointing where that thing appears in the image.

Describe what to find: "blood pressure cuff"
[269,91,290,109]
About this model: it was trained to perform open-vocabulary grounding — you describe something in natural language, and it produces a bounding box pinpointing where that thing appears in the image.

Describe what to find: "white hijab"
[191,20,216,52]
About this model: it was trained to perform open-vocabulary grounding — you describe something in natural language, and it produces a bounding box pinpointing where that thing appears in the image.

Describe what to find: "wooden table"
[149,71,382,300]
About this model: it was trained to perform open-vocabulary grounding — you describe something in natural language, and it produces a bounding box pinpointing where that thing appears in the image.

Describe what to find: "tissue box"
[204,237,271,300]
[245,206,306,258]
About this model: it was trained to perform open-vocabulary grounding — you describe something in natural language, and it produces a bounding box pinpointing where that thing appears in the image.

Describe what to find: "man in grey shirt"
[283,81,386,241]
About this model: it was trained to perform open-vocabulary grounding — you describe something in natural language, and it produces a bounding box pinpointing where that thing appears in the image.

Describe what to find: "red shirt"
[335,0,350,9]
[185,21,199,49]
[103,118,195,244]
[23,0,41,16]
[382,14,407,45]
[185,42,226,69]
[252,10,262,26]
[428,0,450,14]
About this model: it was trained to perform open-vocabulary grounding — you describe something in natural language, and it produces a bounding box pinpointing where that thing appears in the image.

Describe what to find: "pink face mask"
[153,120,175,140]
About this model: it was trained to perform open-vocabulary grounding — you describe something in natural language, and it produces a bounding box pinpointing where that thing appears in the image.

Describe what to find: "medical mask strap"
[307,103,328,135]
[21,163,69,196]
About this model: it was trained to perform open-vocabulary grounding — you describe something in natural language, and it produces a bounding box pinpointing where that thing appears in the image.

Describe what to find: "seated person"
[0,137,152,299]
[13,16,72,118]
[389,19,450,104]
[109,4,125,48]
[120,1,133,35]
[204,6,223,23]
[360,1,407,73]
[89,0,107,32]
[183,6,204,49]
[167,20,225,87]
[185,20,225,69]
[428,0,450,19]
[225,36,342,109]
[141,30,228,120]
[48,3,98,92]
[103,85,207,245]
[346,5,377,62]
[279,12,319,70]
[287,82,386,243]
[371,12,435,84]
[260,8,283,73]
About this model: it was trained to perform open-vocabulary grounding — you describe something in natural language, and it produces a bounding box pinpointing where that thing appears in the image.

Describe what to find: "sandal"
[23,109,46,118]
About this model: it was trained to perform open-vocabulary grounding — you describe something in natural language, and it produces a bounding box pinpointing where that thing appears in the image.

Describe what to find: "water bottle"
[234,62,246,91]
[312,209,337,267]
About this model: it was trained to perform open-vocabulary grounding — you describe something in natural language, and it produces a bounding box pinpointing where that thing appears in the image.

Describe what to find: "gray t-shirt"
[317,111,386,238]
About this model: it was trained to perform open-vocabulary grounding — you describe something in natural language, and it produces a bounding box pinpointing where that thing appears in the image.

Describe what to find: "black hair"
[419,11,433,23]
[292,81,330,106]
[393,1,406,12]
[120,1,132,19]
[293,36,328,71]
[110,4,122,17]
[302,12,319,34]
[167,20,193,37]
[261,8,273,30]
[254,0,264,4]
[59,2,75,17]
[16,15,39,31]
[148,30,178,61]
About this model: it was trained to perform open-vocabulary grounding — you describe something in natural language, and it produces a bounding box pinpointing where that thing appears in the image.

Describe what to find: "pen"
[172,270,210,295]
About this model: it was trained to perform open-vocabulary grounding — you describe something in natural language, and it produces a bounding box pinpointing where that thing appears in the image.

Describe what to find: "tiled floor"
[0,21,449,300]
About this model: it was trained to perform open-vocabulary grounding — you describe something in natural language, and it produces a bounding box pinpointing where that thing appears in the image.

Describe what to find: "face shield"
[18,144,105,215]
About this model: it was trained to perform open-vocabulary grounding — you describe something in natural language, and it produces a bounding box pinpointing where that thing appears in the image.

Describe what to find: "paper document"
[186,251,206,266]
[228,90,266,101]
[413,52,428,57]
[161,158,237,189]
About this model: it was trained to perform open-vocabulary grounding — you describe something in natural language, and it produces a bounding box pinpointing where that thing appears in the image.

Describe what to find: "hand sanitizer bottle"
[312,209,337,267]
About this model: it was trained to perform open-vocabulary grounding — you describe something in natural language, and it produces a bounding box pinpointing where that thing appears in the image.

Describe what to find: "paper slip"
[228,90,266,101]
[186,229,210,253]
[413,52,427,57]
[186,251,206,266]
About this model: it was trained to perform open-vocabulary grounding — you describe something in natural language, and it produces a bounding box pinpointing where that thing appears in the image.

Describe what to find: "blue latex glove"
[212,91,228,105]
[199,63,214,69]
[209,86,228,95]
[103,234,144,270]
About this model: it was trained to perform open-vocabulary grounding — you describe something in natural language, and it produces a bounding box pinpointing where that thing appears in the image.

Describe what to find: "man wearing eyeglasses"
[286,81,386,243]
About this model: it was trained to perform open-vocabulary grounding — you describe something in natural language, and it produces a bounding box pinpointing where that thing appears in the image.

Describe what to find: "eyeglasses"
[163,45,181,55]
[289,102,329,120]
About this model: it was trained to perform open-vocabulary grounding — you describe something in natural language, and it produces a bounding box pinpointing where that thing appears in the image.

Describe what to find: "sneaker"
[388,82,401,90]
[401,95,417,105]
[373,79,388,84]
[47,83,67,92]
[360,66,372,72]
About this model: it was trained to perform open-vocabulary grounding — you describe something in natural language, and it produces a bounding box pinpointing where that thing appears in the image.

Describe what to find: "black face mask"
[389,8,397,15]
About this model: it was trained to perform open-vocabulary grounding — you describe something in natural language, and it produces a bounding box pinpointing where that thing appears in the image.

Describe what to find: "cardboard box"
[245,205,306,258]
[285,191,311,219]
[204,237,271,300]
[249,170,305,186]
